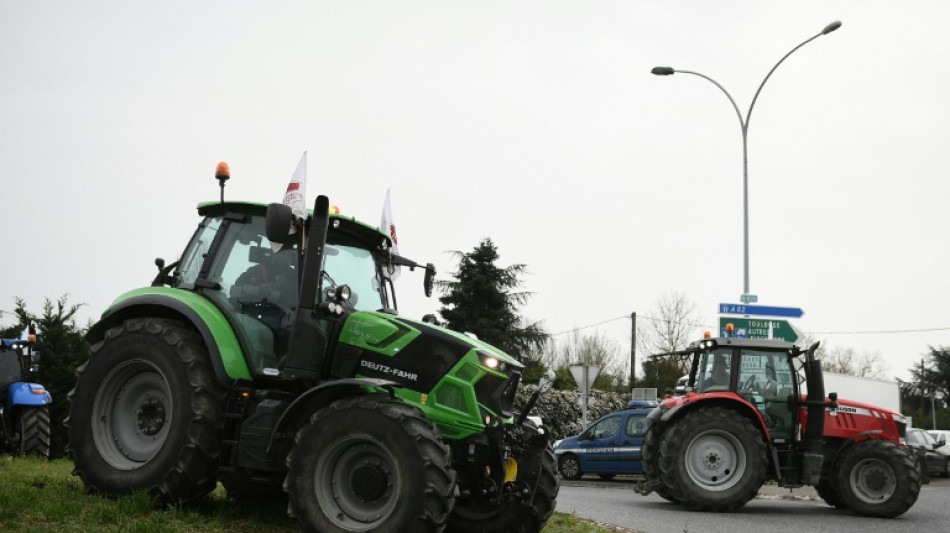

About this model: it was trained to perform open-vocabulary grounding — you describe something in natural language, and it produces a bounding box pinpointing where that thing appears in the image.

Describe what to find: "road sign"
[570,365,600,428]
[569,365,601,395]
[741,294,758,304]
[718,303,804,318]
[718,317,800,343]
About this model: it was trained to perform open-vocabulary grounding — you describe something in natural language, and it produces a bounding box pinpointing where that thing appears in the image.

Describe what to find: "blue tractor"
[0,335,51,457]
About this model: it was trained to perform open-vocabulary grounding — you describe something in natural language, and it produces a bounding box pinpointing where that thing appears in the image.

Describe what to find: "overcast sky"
[2,1,947,384]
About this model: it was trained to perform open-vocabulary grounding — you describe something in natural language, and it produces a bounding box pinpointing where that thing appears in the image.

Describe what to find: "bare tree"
[637,290,703,356]
[798,335,889,379]
[822,346,889,379]
[552,330,625,390]
[636,291,702,390]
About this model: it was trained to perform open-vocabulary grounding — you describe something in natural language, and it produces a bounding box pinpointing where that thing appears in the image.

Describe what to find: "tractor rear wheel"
[834,438,921,518]
[659,406,767,512]
[14,406,51,457]
[447,420,559,533]
[67,318,223,505]
[641,422,680,503]
[284,395,454,533]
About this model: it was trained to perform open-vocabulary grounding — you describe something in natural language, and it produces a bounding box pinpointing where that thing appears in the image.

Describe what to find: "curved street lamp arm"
[747,28,830,130]
[675,70,746,132]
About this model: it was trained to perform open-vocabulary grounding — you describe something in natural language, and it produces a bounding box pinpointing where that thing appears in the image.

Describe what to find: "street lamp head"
[822,21,842,35]
[651,66,675,76]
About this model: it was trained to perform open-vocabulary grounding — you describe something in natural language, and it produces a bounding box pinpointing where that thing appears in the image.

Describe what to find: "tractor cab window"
[0,350,23,388]
[196,214,300,374]
[321,244,385,312]
[697,348,733,392]
[738,349,796,439]
[177,216,223,288]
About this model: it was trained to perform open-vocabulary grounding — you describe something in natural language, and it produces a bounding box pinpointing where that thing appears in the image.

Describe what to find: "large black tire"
[641,422,680,503]
[558,453,583,480]
[815,477,846,509]
[833,439,921,518]
[447,427,559,533]
[284,395,455,533]
[220,472,286,503]
[66,318,223,505]
[658,406,767,512]
[13,406,51,457]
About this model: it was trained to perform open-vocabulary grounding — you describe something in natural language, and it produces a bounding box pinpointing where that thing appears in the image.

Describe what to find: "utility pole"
[630,312,637,390]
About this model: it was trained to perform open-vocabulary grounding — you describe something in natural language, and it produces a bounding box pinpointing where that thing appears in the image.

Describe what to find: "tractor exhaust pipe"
[800,341,825,484]
[280,195,331,381]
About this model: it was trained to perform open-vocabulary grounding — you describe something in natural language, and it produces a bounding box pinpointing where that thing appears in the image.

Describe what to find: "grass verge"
[0,457,629,532]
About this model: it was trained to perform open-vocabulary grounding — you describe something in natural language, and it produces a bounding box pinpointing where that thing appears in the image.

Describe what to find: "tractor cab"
[0,337,37,391]
[682,337,801,441]
[153,201,434,377]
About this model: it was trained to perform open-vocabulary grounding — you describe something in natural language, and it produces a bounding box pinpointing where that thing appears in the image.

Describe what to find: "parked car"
[553,405,653,480]
[928,429,950,449]
[905,428,950,477]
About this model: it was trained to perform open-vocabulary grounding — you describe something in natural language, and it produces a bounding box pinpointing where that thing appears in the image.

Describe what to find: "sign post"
[570,365,600,428]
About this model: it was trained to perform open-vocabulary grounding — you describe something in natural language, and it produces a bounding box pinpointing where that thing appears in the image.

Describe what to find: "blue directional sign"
[718,303,804,318]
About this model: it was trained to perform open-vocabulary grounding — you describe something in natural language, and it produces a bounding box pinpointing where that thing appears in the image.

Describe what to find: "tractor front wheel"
[659,406,767,512]
[815,477,846,509]
[834,438,921,518]
[67,318,223,505]
[14,406,51,457]
[447,422,559,533]
[284,395,455,533]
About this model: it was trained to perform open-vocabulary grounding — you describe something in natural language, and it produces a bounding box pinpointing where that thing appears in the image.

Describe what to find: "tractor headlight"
[480,352,506,372]
[338,285,351,301]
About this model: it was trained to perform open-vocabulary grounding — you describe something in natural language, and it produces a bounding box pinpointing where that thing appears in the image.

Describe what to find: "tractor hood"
[337,310,522,392]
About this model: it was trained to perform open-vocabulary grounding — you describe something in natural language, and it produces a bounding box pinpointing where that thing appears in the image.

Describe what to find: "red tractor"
[638,335,921,518]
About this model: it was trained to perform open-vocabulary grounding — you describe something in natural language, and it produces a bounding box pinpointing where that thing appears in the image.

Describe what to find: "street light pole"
[651,21,841,297]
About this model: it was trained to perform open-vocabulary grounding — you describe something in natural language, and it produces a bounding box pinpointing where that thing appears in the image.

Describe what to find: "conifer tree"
[437,238,547,366]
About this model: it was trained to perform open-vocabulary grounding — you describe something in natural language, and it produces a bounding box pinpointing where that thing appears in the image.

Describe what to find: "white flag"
[20,324,29,341]
[273,152,307,252]
[380,188,401,279]
[283,151,308,219]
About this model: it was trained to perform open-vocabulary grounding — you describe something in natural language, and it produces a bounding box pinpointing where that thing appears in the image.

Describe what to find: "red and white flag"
[380,188,401,279]
[273,151,307,252]
[283,151,307,219]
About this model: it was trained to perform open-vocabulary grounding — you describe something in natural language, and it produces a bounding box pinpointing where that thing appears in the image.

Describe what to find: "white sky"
[1,1,947,383]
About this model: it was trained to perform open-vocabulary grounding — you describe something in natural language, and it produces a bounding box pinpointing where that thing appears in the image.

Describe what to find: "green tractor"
[67,175,558,532]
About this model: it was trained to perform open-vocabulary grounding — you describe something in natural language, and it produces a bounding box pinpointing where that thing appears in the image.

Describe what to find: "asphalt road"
[555,475,950,533]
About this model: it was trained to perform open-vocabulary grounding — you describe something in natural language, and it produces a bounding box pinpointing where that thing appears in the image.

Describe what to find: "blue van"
[553,402,655,480]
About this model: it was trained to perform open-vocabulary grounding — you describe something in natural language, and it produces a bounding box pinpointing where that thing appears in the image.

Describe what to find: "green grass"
[0,457,631,532]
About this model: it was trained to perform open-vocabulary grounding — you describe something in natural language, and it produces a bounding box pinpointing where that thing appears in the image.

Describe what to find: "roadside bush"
[516,386,629,441]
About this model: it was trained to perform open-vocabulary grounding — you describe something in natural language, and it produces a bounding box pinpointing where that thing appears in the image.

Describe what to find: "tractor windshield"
[0,350,23,387]
[323,244,385,312]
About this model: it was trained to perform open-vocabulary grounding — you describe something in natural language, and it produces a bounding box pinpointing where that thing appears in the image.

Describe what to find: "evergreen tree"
[437,238,548,363]
[2,296,89,458]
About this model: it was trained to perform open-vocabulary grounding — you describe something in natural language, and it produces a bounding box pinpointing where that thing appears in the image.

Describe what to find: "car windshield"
[915,430,937,446]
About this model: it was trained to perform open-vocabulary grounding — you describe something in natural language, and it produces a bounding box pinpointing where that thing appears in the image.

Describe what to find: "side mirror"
[423,263,436,297]
[937,435,947,447]
[266,203,295,244]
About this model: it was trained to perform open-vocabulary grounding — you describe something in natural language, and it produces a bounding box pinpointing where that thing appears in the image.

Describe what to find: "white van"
[928,429,950,450]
